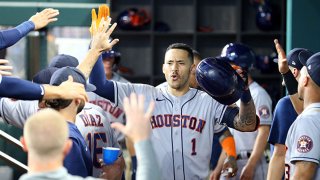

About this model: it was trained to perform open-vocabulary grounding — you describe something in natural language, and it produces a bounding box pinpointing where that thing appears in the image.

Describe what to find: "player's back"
[75,102,120,177]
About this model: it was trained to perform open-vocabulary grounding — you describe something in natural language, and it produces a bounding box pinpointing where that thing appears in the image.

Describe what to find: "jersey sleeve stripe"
[291,157,320,164]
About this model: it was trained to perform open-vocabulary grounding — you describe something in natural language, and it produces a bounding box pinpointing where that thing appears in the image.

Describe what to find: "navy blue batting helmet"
[221,43,255,70]
[196,57,246,105]
[102,50,121,65]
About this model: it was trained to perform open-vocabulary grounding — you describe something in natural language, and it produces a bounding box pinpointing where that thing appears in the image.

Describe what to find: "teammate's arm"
[217,128,237,178]
[274,39,303,114]
[0,8,59,50]
[235,97,258,132]
[293,161,317,180]
[267,144,286,180]
[240,125,270,179]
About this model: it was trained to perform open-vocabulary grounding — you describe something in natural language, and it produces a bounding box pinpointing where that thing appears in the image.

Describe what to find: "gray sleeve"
[290,116,320,165]
[0,99,37,129]
[134,139,161,180]
[114,82,157,109]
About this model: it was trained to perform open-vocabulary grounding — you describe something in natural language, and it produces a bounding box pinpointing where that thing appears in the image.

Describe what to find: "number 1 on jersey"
[191,138,197,156]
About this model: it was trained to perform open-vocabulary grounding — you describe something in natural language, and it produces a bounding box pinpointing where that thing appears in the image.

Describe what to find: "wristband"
[282,71,298,95]
[240,89,252,104]
[221,136,236,158]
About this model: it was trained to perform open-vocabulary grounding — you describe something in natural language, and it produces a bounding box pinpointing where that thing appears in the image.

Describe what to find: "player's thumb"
[111,123,126,134]
[67,75,74,82]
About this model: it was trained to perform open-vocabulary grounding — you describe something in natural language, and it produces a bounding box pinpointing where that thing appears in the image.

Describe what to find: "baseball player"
[88,49,129,145]
[75,102,123,178]
[45,67,94,177]
[219,43,272,180]
[19,109,102,180]
[267,45,313,180]
[285,53,320,179]
[86,42,258,179]
[0,8,59,50]
[157,49,238,179]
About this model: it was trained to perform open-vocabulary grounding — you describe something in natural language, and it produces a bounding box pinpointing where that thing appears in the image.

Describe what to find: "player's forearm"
[247,125,270,167]
[89,55,115,102]
[135,139,161,180]
[0,77,44,100]
[293,161,317,180]
[77,49,101,80]
[235,98,257,132]
[267,152,285,180]
[0,21,34,49]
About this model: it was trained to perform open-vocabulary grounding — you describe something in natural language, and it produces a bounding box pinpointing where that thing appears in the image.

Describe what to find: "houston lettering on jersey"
[90,100,123,118]
[79,112,103,127]
[150,114,206,133]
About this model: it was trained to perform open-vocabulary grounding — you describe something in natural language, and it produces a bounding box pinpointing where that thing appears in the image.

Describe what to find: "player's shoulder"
[250,81,272,101]
[275,96,291,110]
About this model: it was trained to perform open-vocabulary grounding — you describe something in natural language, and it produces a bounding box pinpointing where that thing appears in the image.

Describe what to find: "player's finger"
[138,94,145,110]
[98,17,105,32]
[111,122,126,134]
[67,75,74,82]
[123,96,131,115]
[109,38,119,47]
[130,93,138,109]
[145,101,155,119]
[106,22,117,37]
[0,71,12,76]
[0,65,13,70]
[48,18,58,23]
[0,59,10,64]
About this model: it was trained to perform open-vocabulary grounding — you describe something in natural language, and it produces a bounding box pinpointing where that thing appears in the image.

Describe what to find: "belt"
[236,151,251,160]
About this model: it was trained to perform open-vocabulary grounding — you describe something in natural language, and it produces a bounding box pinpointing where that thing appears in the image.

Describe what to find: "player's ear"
[63,139,73,157]
[190,63,195,74]
[20,137,28,152]
[162,64,165,74]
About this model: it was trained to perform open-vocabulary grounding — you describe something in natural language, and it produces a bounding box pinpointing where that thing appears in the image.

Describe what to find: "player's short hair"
[166,43,194,63]
[24,109,68,159]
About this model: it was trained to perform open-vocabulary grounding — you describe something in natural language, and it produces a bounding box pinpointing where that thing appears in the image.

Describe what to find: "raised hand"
[274,39,289,74]
[29,8,59,30]
[90,17,119,53]
[111,93,155,143]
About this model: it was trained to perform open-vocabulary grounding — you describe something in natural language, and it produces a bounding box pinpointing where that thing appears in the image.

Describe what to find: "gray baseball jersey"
[0,99,119,178]
[75,103,120,177]
[285,103,320,180]
[0,98,39,129]
[228,81,272,180]
[88,73,129,144]
[113,81,228,180]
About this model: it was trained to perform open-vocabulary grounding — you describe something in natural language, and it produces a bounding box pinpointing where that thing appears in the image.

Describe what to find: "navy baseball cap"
[32,67,59,84]
[50,66,96,92]
[305,52,320,87]
[102,50,121,60]
[48,54,79,68]
[274,48,313,70]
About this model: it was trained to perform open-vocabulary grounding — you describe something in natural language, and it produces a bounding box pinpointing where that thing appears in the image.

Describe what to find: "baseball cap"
[102,50,121,60]
[32,67,59,84]
[305,52,320,87]
[48,54,79,68]
[50,66,96,92]
[274,48,313,70]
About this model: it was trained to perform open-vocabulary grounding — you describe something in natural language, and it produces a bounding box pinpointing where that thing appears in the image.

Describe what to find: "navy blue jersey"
[64,122,93,177]
[268,96,297,146]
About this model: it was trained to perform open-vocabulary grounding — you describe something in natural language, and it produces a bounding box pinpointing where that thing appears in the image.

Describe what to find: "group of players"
[0,6,319,180]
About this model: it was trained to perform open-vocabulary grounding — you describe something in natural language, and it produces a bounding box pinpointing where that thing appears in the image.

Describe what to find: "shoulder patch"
[258,105,270,119]
[297,135,313,153]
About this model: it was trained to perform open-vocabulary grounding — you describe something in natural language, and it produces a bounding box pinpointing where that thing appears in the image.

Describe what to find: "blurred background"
[0,0,320,179]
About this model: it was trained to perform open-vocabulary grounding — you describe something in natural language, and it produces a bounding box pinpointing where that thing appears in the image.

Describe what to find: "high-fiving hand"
[29,8,59,30]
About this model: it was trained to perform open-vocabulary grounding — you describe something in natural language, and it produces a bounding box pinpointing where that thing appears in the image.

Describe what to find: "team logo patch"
[258,105,270,119]
[297,135,313,153]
